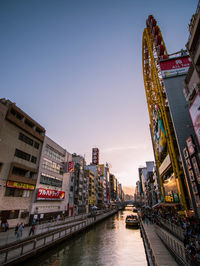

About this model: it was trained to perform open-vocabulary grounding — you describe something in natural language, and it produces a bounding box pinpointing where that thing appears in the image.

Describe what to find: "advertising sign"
[160,56,191,78]
[163,174,179,203]
[92,148,99,165]
[68,161,74,173]
[98,164,104,176]
[6,181,35,190]
[186,136,196,156]
[153,105,167,157]
[189,92,200,147]
[37,188,65,200]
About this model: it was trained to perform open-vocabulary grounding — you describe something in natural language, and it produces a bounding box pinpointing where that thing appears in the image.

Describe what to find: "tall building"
[0,99,45,227]
[183,2,200,217]
[30,136,72,222]
[72,154,88,214]
[139,162,154,207]
[85,169,96,210]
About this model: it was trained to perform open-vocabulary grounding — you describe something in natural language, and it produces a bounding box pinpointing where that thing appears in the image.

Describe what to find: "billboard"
[163,174,179,203]
[37,188,65,200]
[92,148,99,165]
[6,181,35,190]
[68,161,74,173]
[189,92,200,147]
[160,56,191,78]
[153,105,167,156]
[98,164,104,176]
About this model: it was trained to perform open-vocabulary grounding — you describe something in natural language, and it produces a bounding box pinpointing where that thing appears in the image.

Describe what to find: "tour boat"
[125,215,139,228]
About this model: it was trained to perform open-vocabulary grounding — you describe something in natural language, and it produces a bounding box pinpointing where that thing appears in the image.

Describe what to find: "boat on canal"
[125,214,139,228]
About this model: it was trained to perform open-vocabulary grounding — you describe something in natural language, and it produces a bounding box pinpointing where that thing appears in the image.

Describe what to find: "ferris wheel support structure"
[142,15,187,210]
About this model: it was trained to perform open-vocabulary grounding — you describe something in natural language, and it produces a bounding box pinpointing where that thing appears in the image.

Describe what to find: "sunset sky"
[0,0,198,188]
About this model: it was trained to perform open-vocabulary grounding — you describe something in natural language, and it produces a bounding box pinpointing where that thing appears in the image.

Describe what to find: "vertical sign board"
[92,148,99,165]
[68,161,74,173]
[189,92,200,148]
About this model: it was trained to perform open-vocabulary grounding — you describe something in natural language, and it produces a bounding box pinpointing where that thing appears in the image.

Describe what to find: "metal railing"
[155,225,187,265]
[0,210,116,265]
[157,217,184,241]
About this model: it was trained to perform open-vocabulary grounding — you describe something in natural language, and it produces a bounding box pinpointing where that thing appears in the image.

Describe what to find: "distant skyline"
[0,0,198,187]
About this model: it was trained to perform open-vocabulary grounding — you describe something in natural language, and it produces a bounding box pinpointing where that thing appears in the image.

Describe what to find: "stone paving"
[142,220,178,266]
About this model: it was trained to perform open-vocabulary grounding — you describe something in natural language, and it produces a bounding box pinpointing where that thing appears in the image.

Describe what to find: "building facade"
[30,136,72,222]
[0,99,45,227]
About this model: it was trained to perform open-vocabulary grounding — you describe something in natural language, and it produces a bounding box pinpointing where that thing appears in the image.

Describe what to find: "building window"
[42,158,62,174]
[0,210,20,220]
[19,132,33,146]
[24,118,34,128]
[23,190,30,198]
[40,173,62,187]
[31,156,37,164]
[0,162,3,172]
[10,108,23,121]
[14,149,31,161]
[19,132,40,150]
[5,188,23,197]
[34,142,39,149]
[45,145,64,163]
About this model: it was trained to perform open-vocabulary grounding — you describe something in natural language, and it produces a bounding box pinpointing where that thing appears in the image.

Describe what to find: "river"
[22,208,147,266]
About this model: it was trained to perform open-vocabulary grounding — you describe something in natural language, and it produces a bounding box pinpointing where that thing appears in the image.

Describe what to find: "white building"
[30,136,72,222]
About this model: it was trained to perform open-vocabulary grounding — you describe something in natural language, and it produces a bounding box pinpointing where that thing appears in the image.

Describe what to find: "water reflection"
[23,209,147,266]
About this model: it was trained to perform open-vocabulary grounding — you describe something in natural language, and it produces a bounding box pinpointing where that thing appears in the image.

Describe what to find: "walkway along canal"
[0,208,147,266]
[1,208,189,266]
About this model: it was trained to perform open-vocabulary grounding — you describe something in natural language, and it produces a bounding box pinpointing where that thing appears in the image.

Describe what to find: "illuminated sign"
[6,181,35,190]
[37,188,65,200]
[160,56,191,78]
[92,148,99,165]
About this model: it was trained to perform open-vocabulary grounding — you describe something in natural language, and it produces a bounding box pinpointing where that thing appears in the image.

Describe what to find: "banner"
[6,181,35,190]
[160,56,191,78]
[68,161,74,173]
[37,188,65,200]
[98,164,104,176]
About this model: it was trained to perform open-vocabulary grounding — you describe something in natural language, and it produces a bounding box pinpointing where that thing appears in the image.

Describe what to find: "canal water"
[24,208,147,266]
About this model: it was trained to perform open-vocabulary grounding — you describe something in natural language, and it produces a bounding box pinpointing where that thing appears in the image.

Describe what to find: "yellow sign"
[98,164,104,176]
[6,181,35,190]
[165,195,173,202]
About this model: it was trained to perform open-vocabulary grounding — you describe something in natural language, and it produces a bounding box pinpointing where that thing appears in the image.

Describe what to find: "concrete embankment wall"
[0,210,117,265]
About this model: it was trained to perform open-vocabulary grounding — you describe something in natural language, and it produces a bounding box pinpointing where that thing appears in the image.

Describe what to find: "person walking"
[29,224,36,236]
[18,222,24,239]
[15,223,19,236]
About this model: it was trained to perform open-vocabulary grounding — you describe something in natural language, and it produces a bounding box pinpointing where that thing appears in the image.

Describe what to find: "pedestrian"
[18,222,24,238]
[29,224,36,236]
[15,223,19,236]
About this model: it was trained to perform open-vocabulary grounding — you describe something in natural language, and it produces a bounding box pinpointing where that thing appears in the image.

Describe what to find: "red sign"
[160,56,191,77]
[92,148,99,165]
[68,161,74,173]
[37,188,65,200]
